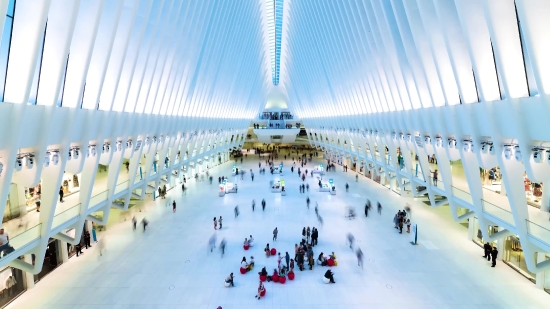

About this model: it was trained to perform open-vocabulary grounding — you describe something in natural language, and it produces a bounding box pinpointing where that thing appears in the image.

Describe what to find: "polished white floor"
[7,152,550,309]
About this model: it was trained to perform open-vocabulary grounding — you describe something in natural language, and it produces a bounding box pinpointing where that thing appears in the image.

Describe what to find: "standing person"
[306,227,311,243]
[483,242,492,260]
[125,161,130,172]
[378,202,382,215]
[181,183,186,195]
[356,174,358,182]
[252,199,255,211]
[162,185,167,199]
[306,184,309,192]
[406,219,411,233]
[234,205,240,218]
[251,171,254,181]
[433,169,438,186]
[315,202,319,216]
[491,247,498,267]
[59,186,64,203]
[356,248,363,269]
[398,215,404,234]
[0,229,10,257]
[312,227,318,246]
[5,275,16,296]
[219,216,223,229]
[84,231,92,249]
[214,217,218,230]
[306,197,310,208]
[172,200,176,213]
[132,216,137,230]
[262,199,266,211]
[365,203,369,217]
[285,252,290,270]
[273,227,278,241]
[75,243,84,256]
[158,187,162,200]
[302,227,306,242]
[345,183,349,192]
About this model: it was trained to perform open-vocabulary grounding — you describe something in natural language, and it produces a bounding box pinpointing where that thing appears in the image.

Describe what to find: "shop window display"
[0,266,25,307]
[503,236,535,283]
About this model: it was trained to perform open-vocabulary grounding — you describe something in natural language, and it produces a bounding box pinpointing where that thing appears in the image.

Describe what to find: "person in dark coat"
[324,269,335,283]
[483,242,491,261]
[491,247,498,267]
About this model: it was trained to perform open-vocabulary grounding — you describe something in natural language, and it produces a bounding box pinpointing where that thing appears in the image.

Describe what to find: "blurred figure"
[141,218,148,232]
[98,237,106,257]
[209,234,217,252]
[404,203,411,218]
[234,205,240,218]
[252,199,255,211]
[356,248,363,269]
[347,233,355,249]
[315,202,318,216]
[306,197,310,208]
[220,238,227,257]
[377,202,382,215]
[132,216,137,230]
[345,183,349,192]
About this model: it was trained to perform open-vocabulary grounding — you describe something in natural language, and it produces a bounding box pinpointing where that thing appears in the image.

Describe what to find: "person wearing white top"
[241,257,249,271]
[0,229,10,257]
[248,235,254,247]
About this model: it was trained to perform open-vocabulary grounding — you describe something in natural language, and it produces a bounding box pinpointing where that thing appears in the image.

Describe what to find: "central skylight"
[267,0,284,85]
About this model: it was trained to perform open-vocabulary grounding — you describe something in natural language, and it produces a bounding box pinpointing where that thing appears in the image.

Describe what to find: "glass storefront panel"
[0,266,25,307]
[503,236,535,283]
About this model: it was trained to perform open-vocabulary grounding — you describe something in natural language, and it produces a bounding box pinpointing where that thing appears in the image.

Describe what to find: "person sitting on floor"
[318,252,327,266]
[279,266,286,277]
[324,269,336,283]
[241,257,249,271]
[249,256,255,270]
[248,235,255,246]
[258,267,267,277]
[255,281,265,300]
[225,273,234,287]
[244,238,249,247]
[264,243,271,257]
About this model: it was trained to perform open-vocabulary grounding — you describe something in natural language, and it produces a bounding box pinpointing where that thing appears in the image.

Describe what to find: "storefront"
[60,172,81,197]
[0,266,25,307]
[502,235,535,282]
[34,239,62,283]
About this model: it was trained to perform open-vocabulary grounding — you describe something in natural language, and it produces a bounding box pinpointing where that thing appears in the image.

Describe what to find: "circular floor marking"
[169,285,175,290]
[386,284,392,289]
[185,260,190,263]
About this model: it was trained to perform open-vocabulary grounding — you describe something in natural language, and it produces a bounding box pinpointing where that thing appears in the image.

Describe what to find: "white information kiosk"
[271,179,282,192]
[312,164,325,175]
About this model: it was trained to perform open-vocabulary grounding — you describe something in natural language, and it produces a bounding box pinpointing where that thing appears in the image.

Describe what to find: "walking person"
[252,199,255,211]
[262,199,266,211]
[378,202,382,215]
[98,237,106,257]
[234,205,240,218]
[306,227,311,243]
[84,231,92,249]
[306,197,310,209]
[209,234,217,252]
[214,217,218,230]
[172,200,176,213]
[158,187,162,199]
[141,218,148,232]
[219,216,223,229]
[132,216,137,230]
[220,238,227,257]
[273,227,278,241]
[347,233,355,249]
[356,248,363,269]
[181,183,186,195]
[406,219,411,233]
[345,183,349,192]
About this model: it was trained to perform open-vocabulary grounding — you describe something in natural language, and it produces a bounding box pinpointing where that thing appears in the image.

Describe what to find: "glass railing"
[426,176,445,191]
[52,204,81,229]
[115,180,129,194]
[411,168,425,181]
[481,199,515,226]
[89,190,108,209]
[526,220,550,245]
[452,186,473,204]
[2,224,41,259]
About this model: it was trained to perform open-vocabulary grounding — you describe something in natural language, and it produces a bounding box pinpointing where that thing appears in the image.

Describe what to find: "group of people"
[157,184,167,199]
[393,209,411,234]
[483,242,499,267]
